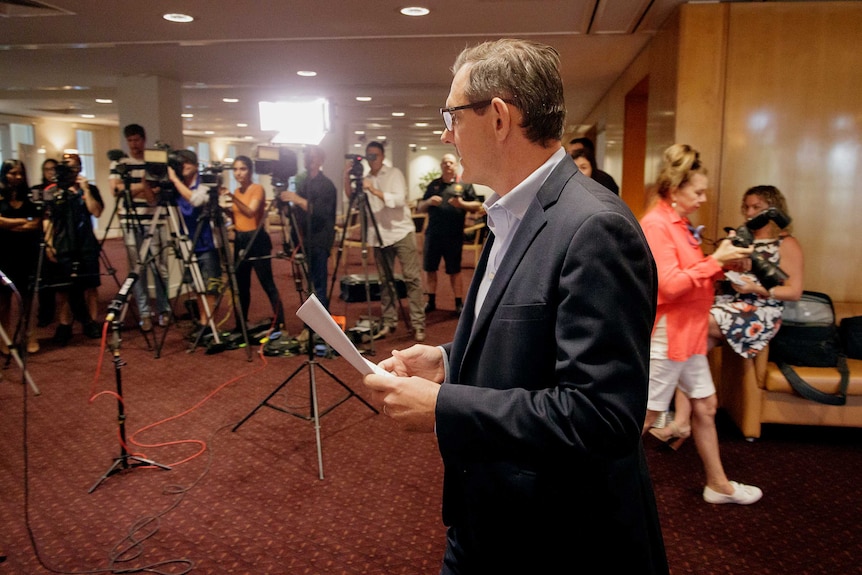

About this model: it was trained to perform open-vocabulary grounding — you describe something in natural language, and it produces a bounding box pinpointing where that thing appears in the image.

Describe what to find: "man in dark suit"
[364,39,667,574]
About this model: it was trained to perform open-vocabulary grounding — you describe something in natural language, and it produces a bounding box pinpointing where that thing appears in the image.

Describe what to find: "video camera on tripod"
[725,206,792,289]
[29,156,78,205]
[254,145,298,190]
[345,154,365,181]
[142,142,186,204]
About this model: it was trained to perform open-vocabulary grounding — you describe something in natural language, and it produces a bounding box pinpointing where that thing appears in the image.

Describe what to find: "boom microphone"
[105,272,138,323]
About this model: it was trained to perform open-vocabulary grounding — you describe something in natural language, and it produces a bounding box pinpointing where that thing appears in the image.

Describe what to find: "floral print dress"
[710,238,785,358]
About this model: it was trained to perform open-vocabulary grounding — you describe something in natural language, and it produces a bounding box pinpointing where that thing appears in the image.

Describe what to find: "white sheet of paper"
[295,294,390,377]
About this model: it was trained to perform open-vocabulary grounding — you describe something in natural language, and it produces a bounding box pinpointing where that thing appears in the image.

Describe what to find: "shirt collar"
[483,147,567,220]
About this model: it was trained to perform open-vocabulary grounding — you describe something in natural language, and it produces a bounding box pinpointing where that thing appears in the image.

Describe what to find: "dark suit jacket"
[436,157,667,574]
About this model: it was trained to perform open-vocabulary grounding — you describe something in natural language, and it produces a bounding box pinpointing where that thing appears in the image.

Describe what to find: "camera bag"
[839,316,862,360]
[769,291,848,405]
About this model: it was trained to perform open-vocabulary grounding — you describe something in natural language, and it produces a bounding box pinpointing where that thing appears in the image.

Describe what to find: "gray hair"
[453,39,566,144]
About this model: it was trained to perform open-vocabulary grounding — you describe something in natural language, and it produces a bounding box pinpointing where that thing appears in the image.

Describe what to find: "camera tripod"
[180,184,252,358]
[89,276,171,493]
[328,172,411,355]
[232,193,377,479]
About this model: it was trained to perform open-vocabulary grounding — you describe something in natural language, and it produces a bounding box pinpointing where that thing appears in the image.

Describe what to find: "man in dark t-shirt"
[417,153,483,314]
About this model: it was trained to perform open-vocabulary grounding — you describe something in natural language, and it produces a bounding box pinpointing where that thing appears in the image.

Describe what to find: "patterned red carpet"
[1,237,860,574]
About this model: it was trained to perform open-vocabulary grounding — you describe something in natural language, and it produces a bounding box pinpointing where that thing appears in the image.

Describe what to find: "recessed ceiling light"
[432,130,443,135]
[391,112,405,117]
[222,98,239,103]
[353,143,362,148]
[182,113,194,118]
[355,96,372,102]
[95,98,113,104]
[415,122,429,127]
[297,70,317,77]
[237,123,248,127]
[354,130,365,135]
[244,136,254,140]
[400,6,430,16]
[81,114,95,118]
[163,13,194,23]
[377,136,387,140]
[204,130,215,135]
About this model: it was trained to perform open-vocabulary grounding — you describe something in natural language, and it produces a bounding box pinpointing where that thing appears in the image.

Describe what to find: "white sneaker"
[703,481,763,505]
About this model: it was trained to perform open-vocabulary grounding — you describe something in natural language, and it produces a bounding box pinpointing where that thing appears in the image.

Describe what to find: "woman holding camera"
[640,144,763,505]
[227,155,285,332]
[0,159,42,354]
[709,185,804,355]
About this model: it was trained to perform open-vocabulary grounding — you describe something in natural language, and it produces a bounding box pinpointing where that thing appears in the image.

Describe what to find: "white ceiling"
[0,0,809,147]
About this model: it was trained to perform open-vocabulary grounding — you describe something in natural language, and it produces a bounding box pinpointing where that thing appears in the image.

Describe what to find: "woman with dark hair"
[227,155,285,332]
[570,148,595,178]
[0,159,42,353]
[640,144,763,505]
[32,157,59,327]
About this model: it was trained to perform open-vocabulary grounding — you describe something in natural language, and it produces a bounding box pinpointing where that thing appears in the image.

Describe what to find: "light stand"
[0,271,39,395]
[232,203,377,479]
[89,273,171,494]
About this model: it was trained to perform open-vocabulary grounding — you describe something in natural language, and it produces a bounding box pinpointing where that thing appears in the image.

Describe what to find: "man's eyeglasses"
[440,100,494,131]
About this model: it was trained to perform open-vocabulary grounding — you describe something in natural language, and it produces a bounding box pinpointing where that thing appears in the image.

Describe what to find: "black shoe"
[425,302,436,313]
[52,324,73,346]
[83,321,102,339]
[454,302,463,314]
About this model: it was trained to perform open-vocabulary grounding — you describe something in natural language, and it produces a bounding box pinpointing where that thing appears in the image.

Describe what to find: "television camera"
[254,145,297,190]
[345,154,365,181]
[29,157,79,204]
[726,206,791,289]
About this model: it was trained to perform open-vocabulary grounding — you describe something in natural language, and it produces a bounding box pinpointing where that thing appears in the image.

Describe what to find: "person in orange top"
[640,144,763,505]
[227,155,285,331]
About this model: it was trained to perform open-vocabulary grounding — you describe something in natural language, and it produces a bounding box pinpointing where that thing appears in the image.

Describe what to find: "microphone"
[105,272,138,323]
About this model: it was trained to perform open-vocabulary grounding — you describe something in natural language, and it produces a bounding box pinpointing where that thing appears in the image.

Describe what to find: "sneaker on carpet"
[414,328,426,342]
[703,481,763,505]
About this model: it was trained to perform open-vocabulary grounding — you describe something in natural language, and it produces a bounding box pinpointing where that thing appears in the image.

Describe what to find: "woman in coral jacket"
[640,144,762,505]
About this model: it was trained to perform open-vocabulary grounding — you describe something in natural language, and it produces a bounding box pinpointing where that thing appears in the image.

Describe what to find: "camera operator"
[278,145,337,310]
[709,185,804,356]
[166,150,222,339]
[0,159,41,354]
[110,124,170,332]
[46,153,104,345]
[343,141,426,342]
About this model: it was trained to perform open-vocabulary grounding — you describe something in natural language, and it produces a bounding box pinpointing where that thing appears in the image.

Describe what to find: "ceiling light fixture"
[237,123,248,127]
[95,98,113,104]
[400,6,430,16]
[297,70,317,77]
[391,112,405,117]
[81,114,95,118]
[223,98,239,103]
[355,96,372,102]
[163,13,194,23]
[204,130,215,135]
[181,113,194,118]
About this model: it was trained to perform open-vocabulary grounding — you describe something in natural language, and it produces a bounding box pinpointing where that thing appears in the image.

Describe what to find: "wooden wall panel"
[720,2,862,301]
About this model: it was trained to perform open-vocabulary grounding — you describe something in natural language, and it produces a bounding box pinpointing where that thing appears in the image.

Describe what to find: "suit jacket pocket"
[497,302,547,321]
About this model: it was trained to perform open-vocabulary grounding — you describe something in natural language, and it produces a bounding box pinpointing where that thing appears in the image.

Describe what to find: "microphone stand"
[89,273,171,494]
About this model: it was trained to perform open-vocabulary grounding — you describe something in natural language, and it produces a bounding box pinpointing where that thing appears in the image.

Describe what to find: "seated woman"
[656,185,804,445]
[709,185,804,354]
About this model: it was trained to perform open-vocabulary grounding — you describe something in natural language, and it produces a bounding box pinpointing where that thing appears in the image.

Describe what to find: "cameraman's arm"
[278,190,308,211]
[79,177,104,218]
[168,166,207,206]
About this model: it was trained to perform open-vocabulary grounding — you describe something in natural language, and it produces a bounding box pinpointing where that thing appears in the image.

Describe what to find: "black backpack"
[769,291,848,405]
